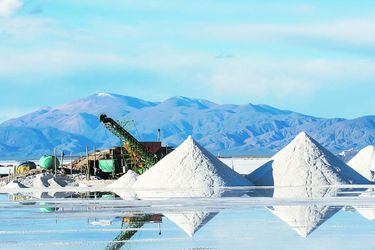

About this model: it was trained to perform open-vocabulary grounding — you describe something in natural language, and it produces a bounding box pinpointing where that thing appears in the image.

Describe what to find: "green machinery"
[99,114,171,175]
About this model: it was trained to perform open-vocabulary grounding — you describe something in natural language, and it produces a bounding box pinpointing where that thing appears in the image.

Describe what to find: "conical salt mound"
[133,136,252,198]
[133,136,251,236]
[108,170,139,200]
[247,132,369,186]
[347,146,375,181]
[108,170,138,189]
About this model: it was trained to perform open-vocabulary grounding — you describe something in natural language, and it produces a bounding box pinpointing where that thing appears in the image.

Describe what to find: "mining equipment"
[16,161,37,174]
[97,114,173,176]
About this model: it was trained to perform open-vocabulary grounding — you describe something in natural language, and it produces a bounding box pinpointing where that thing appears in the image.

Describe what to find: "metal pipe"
[54,147,57,176]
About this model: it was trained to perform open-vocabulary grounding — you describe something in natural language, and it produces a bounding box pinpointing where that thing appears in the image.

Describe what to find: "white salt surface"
[107,170,139,200]
[1,180,27,189]
[33,173,67,188]
[347,146,375,181]
[247,132,369,186]
[107,170,138,189]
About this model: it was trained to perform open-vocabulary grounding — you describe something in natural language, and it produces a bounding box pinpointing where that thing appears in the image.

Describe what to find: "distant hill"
[1,93,374,159]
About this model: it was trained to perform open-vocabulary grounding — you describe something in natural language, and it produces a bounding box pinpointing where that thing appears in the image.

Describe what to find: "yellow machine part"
[122,214,162,223]
[16,166,30,174]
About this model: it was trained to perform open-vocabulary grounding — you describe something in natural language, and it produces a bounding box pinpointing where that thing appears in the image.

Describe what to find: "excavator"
[99,114,173,175]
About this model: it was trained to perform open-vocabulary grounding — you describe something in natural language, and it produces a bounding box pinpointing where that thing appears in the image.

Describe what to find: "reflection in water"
[106,214,162,250]
[269,187,342,237]
[251,186,367,237]
[1,187,375,249]
[355,188,375,221]
[165,211,217,237]
[133,187,249,238]
[39,202,58,213]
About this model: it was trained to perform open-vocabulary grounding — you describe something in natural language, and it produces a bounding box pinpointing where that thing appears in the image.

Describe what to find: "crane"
[99,114,159,174]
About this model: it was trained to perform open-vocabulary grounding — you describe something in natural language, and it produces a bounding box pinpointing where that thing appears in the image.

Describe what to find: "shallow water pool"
[1,187,375,250]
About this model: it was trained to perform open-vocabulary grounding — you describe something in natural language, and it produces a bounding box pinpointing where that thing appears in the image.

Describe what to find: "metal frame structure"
[99,114,158,174]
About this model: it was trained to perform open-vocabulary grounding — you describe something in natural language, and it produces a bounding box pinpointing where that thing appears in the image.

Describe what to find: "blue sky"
[0,0,374,122]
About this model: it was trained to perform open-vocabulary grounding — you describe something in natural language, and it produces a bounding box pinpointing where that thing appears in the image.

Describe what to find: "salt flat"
[1,186,375,250]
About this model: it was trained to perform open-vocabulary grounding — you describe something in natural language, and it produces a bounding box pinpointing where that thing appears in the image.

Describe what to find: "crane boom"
[99,114,158,173]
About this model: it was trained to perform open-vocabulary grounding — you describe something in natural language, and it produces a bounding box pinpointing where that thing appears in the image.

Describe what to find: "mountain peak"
[56,93,157,117]
[161,96,216,109]
[96,92,115,98]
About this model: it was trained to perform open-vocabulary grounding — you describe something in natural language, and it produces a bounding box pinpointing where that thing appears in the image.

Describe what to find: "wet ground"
[1,186,375,250]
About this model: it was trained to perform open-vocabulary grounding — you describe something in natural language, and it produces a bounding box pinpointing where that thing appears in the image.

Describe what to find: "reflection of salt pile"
[166,211,218,237]
[347,146,375,181]
[354,188,375,220]
[246,132,368,237]
[133,136,252,236]
[247,132,368,186]
[32,173,69,199]
[270,186,341,237]
[108,170,138,200]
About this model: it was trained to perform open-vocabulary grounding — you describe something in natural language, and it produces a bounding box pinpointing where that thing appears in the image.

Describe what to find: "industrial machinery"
[99,114,173,175]
[16,161,37,174]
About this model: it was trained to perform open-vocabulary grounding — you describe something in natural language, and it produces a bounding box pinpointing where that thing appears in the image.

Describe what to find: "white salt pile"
[108,170,139,200]
[133,136,252,198]
[107,170,138,189]
[347,146,375,181]
[247,132,369,186]
[133,136,252,236]
[33,173,67,188]
[245,132,368,237]
[1,180,28,190]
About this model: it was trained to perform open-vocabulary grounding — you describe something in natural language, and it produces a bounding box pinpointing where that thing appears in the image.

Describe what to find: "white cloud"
[2,46,375,100]
[207,58,375,97]
[0,49,126,76]
[0,0,22,17]
[191,18,375,48]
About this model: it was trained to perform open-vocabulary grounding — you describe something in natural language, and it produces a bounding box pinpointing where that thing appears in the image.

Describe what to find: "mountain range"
[0,92,374,159]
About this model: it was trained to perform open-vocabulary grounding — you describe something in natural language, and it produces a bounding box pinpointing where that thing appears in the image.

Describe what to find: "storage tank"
[17,161,37,174]
[39,155,60,170]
